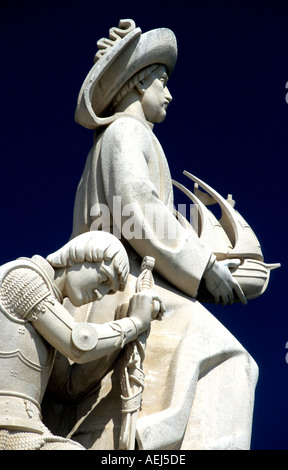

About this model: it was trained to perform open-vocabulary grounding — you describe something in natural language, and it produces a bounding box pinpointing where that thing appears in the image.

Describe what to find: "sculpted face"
[63,260,120,307]
[140,65,172,123]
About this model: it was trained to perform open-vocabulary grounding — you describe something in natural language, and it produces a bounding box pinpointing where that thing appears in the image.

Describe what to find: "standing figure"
[63,20,260,450]
[0,231,161,450]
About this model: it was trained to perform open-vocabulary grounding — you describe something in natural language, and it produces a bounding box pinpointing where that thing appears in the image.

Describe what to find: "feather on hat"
[75,19,177,129]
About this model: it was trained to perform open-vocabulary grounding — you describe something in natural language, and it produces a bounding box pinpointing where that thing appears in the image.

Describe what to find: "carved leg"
[181,349,259,450]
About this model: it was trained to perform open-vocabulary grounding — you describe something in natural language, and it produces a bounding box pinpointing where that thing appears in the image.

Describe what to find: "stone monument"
[41,19,280,450]
[1,18,279,451]
[0,231,162,450]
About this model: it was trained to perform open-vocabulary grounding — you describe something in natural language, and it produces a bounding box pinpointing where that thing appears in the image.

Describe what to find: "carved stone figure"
[44,19,279,450]
[0,231,162,450]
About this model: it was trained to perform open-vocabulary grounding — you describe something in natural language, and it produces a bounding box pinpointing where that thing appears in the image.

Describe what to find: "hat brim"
[75,27,177,129]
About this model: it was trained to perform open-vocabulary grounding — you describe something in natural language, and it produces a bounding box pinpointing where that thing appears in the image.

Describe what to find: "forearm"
[70,317,140,364]
[46,293,160,401]
[101,122,213,298]
[107,182,213,297]
[33,298,142,364]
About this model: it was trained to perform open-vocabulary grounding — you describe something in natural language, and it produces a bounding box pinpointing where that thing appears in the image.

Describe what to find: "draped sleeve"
[99,117,213,298]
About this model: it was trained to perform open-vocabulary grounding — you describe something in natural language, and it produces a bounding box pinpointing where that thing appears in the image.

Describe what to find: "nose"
[96,283,113,299]
[165,87,172,103]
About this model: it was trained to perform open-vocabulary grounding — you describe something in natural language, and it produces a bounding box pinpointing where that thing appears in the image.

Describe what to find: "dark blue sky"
[1,0,287,450]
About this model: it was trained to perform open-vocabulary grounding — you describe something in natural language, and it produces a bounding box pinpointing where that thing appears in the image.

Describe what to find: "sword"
[119,256,158,450]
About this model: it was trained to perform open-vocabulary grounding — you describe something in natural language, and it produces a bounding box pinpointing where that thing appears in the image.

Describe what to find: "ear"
[135,80,146,95]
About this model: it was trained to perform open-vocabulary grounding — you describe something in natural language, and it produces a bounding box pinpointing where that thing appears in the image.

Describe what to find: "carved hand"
[203,258,247,305]
[127,291,165,333]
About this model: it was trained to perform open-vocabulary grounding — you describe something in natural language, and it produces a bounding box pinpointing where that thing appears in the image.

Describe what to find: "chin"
[157,111,167,123]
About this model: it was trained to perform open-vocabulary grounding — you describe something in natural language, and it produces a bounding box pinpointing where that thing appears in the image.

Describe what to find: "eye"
[160,74,168,87]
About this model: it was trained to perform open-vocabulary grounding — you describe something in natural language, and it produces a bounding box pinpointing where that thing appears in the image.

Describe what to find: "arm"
[33,290,163,364]
[101,118,214,298]
[101,118,246,305]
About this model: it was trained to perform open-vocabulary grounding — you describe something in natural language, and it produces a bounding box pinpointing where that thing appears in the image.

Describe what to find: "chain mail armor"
[0,261,60,322]
[0,428,84,450]
[0,256,85,450]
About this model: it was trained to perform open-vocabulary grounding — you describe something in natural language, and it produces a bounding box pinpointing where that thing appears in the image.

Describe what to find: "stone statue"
[0,231,163,450]
[43,19,279,450]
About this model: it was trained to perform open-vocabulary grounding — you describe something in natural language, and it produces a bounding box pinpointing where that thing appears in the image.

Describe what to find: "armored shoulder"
[0,266,52,321]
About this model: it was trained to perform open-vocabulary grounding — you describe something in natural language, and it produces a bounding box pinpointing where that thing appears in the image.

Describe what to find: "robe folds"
[47,115,258,450]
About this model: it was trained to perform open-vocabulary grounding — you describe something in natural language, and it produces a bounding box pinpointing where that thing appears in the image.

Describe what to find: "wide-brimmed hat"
[75,19,178,129]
